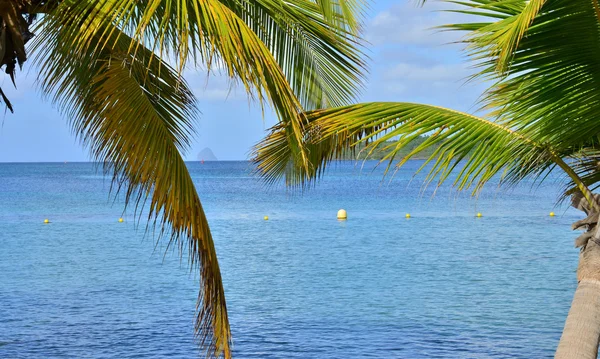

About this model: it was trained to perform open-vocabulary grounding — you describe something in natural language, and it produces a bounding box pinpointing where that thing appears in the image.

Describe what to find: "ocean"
[0,161,582,358]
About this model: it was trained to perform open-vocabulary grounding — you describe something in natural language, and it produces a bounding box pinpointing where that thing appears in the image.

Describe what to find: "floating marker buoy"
[44,219,49,224]
[337,209,347,220]
[476,213,482,218]
[549,212,555,217]
[264,216,269,220]
[405,213,411,219]
[119,218,124,223]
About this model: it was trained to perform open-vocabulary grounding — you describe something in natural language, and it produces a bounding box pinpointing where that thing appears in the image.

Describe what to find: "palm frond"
[42,0,366,109]
[467,0,547,73]
[224,0,367,109]
[444,0,600,146]
[409,0,600,210]
[0,0,44,112]
[564,148,600,195]
[32,17,231,359]
[252,120,347,186]
[254,102,589,196]
[458,0,600,171]
[253,0,600,202]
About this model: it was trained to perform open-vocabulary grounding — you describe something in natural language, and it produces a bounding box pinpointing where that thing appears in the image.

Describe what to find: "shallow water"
[0,161,583,358]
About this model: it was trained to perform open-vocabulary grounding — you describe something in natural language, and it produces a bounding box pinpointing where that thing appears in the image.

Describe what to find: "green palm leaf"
[41,0,366,109]
[254,102,596,203]
[441,0,600,202]
[451,0,547,73]
[0,0,367,357]
[445,0,600,146]
[252,0,600,218]
[227,0,366,109]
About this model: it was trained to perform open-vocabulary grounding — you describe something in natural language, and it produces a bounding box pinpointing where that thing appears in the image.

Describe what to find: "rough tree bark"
[556,193,600,358]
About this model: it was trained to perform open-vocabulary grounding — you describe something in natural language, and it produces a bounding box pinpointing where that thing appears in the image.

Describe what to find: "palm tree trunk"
[555,280,600,358]
[556,238,600,358]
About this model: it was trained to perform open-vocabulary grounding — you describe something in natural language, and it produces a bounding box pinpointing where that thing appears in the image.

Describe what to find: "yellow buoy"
[549,212,555,217]
[264,216,269,220]
[44,219,49,224]
[119,218,124,223]
[337,209,347,220]
[476,212,482,218]
[405,213,411,219]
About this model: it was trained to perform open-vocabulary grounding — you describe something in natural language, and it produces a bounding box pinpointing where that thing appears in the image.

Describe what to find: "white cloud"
[387,62,469,82]
[1,70,38,105]
[195,87,238,101]
[366,2,470,47]
[185,70,246,102]
[363,58,484,113]
[361,2,486,110]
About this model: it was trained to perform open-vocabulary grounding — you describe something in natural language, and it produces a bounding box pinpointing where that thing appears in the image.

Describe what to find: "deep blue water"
[0,161,584,358]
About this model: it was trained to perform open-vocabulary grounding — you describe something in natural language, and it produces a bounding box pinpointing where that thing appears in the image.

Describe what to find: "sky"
[0,0,485,162]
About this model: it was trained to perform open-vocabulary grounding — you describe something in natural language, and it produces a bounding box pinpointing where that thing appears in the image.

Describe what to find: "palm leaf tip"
[252,119,347,188]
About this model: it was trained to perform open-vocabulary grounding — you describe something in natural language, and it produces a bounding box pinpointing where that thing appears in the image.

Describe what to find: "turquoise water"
[0,161,582,358]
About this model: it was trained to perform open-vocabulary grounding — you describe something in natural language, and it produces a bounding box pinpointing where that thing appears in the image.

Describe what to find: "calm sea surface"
[0,161,584,358]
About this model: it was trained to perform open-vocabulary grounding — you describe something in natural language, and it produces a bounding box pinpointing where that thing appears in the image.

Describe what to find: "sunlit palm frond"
[225,0,367,109]
[252,120,350,186]
[254,102,596,201]
[32,18,231,359]
[311,0,365,33]
[443,0,546,73]
[27,0,369,351]
[484,0,600,149]
[252,0,600,199]
[445,0,600,150]
[419,0,600,200]
[44,0,367,116]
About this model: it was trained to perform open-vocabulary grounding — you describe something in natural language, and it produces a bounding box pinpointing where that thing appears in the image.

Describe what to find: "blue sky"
[0,0,485,162]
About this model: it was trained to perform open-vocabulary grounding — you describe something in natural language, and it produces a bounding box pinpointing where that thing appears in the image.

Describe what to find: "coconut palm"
[4,1,365,357]
[253,0,600,357]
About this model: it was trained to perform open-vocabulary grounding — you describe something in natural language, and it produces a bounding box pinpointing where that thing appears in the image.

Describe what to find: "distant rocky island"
[194,138,438,162]
[197,147,218,161]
